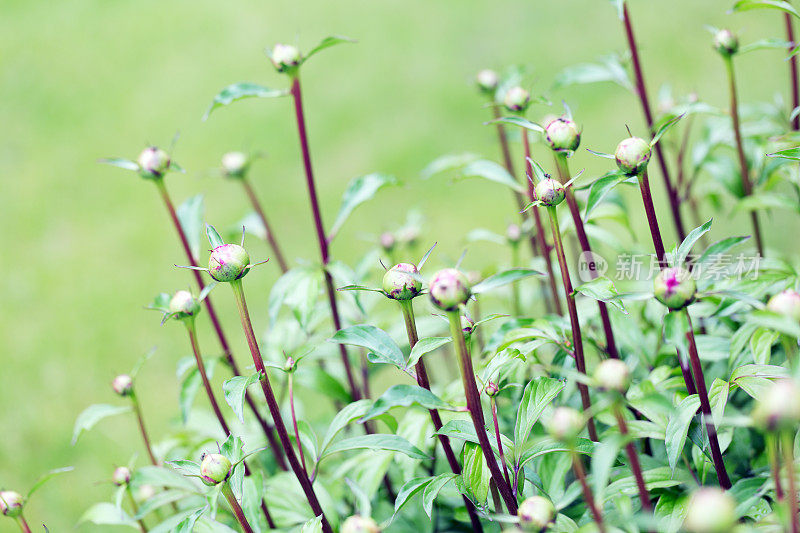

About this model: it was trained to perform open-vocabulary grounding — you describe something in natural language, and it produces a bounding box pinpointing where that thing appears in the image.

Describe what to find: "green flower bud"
[517,495,555,531]
[461,315,475,335]
[138,146,170,179]
[270,43,301,73]
[767,289,800,322]
[752,378,800,431]
[614,137,651,176]
[199,453,232,486]
[112,466,131,486]
[535,178,566,207]
[653,266,696,310]
[683,487,736,533]
[208,244,251,282]
[504,86,530,113]
[485,381,499,397]
[0,491,23,518]
[221,151,248,179]
[169,290,200,318]
[284,357,297,373]
[545,118,580,152]
[382,263,422,300]
[112,374,133,397]
[713,29,739,57]
[476,69,499,96]
[593,359,631,393]
[546,407,584,441]
[341,515,381,533]
[429,268,471,311]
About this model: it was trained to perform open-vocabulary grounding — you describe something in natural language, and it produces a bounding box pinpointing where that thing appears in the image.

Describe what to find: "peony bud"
[270,43,301,73]
[112,466,131,486]
[535,178,566,207]
[221,151,248,179]
[593,359,631,393]
[112,374,133,397]
[199,453,232,485]
[429,268,471,311]
[507,223,522,244]
[0,491,23,518]
[713,29,739,57]
[767,289,800,322]
[138,147,170,179]
[504,86,530,113]
[517,495,555,531]
[169,290,200,318]
[476,69,499,96]
[382,263,422,301]
[546,407,584,441]
[615,137,651,176]
[135,484,155,502]
[208,244,251,282]
[380,232,396,252]
[654,266,696,310]
[284,357,297,373]
[485,381,499,397]
[752,378,800,431]
[683,487,736,533]
[341,515,381,533]
[545,118,580,152]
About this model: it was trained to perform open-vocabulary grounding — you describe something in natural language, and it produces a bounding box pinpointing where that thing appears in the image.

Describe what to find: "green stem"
[126,486,148,533]
[546,206,598,441]
[186,319,232,436]
[447,310,518,513]
[222,482,255,533]
[15,516,31,533]
[288,373,307,474]
[782,431,799,533]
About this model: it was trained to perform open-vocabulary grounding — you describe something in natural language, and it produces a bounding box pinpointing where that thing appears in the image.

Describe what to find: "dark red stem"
[222,483,255,533]
[241,178,289,273]
[131,392,158,466]
[572,452,605,532]
[786,12,799,130]
[614,408,652,514]
[186,322,232,436]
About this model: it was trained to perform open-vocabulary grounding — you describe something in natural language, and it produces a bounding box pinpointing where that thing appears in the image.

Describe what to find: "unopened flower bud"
[713,29,739,57]
[135,484,155,502]
[382,263,422,300]
[615,137,651,176]
[545,118,580,152]
[476,69,499,96]
[507,223,522,243]
[221,151,248,179]
[138,147,170,179]
[461,315,475,335]
[594,359,630,393]
[429,268,471,311]
[284,357,296,373]
[380,232,396,252]
[535,178,566,207]
[169,290,200,318]
[112,374,133,397]
[270,43,301,72]
[0,491,23,518]
[208,244,251,282]
[504,86,530,113]
[200,453,232,485]
[341,515,381,533]
[767,289,800,322]
[546,407,584,441]
[683,487,736,533]
[654,266,696,310]
[485,381,499,397]
[752,378,800,431]
[517,495,555,531]
[112,466,131,486]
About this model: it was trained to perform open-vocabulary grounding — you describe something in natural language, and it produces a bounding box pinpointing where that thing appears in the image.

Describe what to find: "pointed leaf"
[27,467,74,498]
[582,171,631,220]
[675,218,712,267]
[329,325,406,370]
[732,0,799,17]
[420,153,479,179]
[329,174,399,241]
[206,224,225,248]
[573,276,627,313]
[491,116,545,133]
[72,404,132,445]
[322,434,428,460]
[514,377,566,451]
[203,83,288,120]
[223,372,262,423]
[665,394,700,473]
[460,159,524,193]
[302,35,356,63]
[461,442,491,504]
[408,337,452,368]
[422,473,457,518]
[360,385,455,422]
[99,158,140,172]
[650,114,684,147]
[472,268,542,294]
[79,503,139,528]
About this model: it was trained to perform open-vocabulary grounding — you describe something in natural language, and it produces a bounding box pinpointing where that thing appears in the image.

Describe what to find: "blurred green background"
[0,0,795,529]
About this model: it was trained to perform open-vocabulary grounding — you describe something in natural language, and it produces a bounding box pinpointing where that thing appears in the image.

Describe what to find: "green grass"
[0,0,794,528]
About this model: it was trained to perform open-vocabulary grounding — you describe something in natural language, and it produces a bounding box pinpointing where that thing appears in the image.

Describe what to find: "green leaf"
[748,310,800,338]
[391,477,432,519]
[360,385,455,421]
[203,83,288,120]
[329,325,406,370]
[739,38,792,54]
[72,404,132,445]
[205,224,225,248]
[420,153,478,180]
[132,466,199,492]
[735,193,800,213]
[491,115,544,133]
[695,236,750,267]
[328,173,399,241]
[675,218,712,267]
[573,276,627,313]
[223,372,262,423]
[302,35,356,64]
[460,159,524,193]
[654,492,689,533]
[80,503,139,528]
[27,467,74,498]
[665,394,700,473]
[177,194,205,260]
[514,377,566,451]
[300,515,323,533]
[319,400,372,455]
[650,114,684,147]
[731,363,789,381]
[553,55,632,90]
[461,442,491,504]
[422,473,457,518]
[99,157,139,172]
[322,434,428,460]
[472,268,542,294]
[179,358,218,424]
[768,146,800,160]
[592,434,625,500]
[582,171,630,221]
[732,0,799,17]
[750,328,778,364]
[708,378,730,426]
[517,438,594,469]
[408,337,451,368]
